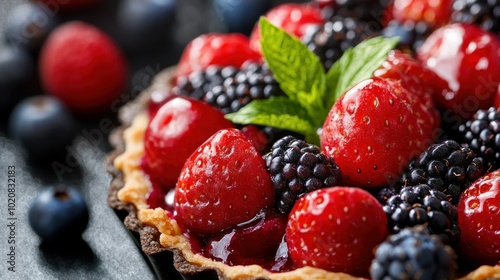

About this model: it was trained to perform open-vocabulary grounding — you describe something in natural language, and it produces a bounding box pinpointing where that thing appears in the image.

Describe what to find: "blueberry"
[8,96,74,160]
[0,45,36,115]
[4,3,59,55]
[213,0,271,35]
[116,0,177,50]
[28,185,89,243]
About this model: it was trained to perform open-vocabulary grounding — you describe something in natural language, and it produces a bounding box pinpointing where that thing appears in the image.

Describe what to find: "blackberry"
[301,16,379,71]
[382,19,431,53]
[321,0,389,28]
[458,107,500,172]
[383,184,460,245]
[452,0,500,35]
[174,63,283,114]
[400,140,485,204]
[370,227,457,280]
[264,136,341,214]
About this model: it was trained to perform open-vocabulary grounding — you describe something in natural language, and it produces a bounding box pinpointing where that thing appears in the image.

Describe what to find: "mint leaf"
[259,17,327,125]
[226,97,320,145]
[325,36,399,109]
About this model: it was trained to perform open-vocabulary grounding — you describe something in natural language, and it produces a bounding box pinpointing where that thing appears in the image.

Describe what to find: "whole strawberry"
[321,78,435,187]
[417,23,500,121]
[249,3,324,54]
[144,96,233,190]
[39,21,127,113]
[174,33,261,83]
[287,187,388,276]
[457,169,500,267]
[174,128,275,236]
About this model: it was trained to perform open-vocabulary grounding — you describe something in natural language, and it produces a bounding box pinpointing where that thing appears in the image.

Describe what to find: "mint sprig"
[225,17,398,146]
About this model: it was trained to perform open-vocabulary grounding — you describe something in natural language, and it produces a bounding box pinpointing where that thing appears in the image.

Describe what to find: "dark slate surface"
[0,0,307,279]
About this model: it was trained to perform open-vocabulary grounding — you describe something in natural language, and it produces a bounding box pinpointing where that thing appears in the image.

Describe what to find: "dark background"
[0,0,305,279]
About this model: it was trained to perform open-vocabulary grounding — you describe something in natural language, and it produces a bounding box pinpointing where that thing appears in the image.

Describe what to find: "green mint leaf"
[259,17,327,126]
[225,97,320,145]
[325,36,399,109]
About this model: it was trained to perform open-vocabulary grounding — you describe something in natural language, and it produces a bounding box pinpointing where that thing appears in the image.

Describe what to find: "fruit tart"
[108,3,500,279]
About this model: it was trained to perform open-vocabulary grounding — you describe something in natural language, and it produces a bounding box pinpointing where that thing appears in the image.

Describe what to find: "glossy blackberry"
[383,184,460,245]
[321,0,389,28]
[458,107,500,172]
[400,140,485,204]
[264,135,341,214]
[452,0,500,35]
[371,186,400,205]
[382,19,431,53]
[174,63,283,114]
[301,16,379,71]
[370,227,457,280]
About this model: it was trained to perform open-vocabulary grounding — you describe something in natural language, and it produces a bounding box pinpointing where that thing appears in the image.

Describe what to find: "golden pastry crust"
[108,67,500,280]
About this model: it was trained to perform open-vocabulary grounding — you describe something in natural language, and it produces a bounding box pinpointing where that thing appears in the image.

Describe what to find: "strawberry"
[457,169,500,267]
[417,23,500,121]
[286,187,388,276]
[249,3,324,54]
[39,21,127,113]
[321,78,435,187]
[174,128,275,236]
[174,33,261,83]
[390,0,452,28]
[144,96,233,191]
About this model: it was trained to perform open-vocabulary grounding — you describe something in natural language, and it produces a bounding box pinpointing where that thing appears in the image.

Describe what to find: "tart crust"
[107,67,500,280]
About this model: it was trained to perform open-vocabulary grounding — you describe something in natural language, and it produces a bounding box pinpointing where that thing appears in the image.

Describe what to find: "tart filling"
[108,70,500,279]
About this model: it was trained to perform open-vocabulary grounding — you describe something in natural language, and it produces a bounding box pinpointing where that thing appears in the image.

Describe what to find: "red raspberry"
[174,33,261,83]
[39,21,127,113]
[286,187,388,276]
[249,3,324,54]
[417,23,500,120]
[174,128,275,236]
[321,78,435,187]
[457,169,500,267]
[144,96,233,191]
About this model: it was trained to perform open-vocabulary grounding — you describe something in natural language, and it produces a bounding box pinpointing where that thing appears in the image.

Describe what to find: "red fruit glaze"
[286,187,388,276]
[144,96,233,190]
[249,3,324,54]
[205,211,289,270]
[417,23,500,120]
[391,0,452,27]
[174,128,275,236]
[321,78,434,187]
[39,21,127,113]
[457,169,500,267]
[174,33,261,83]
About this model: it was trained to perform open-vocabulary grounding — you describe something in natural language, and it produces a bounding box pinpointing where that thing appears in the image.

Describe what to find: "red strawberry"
[286,187,388,276]
[417,23,500,121]
[321,78,435,187]
[174,33,261,83]
[205,211,287,268]
[249,3,324,54]
[144,96,233,191]
[174,128,275,236]
[390,0,452,27]
[39,21,127,113]
[457,169,500,267]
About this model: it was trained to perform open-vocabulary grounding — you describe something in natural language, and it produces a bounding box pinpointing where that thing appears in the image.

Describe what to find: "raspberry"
[39,21,127,113]
[264,135,341,214]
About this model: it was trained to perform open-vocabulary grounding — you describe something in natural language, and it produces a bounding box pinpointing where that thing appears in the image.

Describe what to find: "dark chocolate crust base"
[106,67,225,280]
